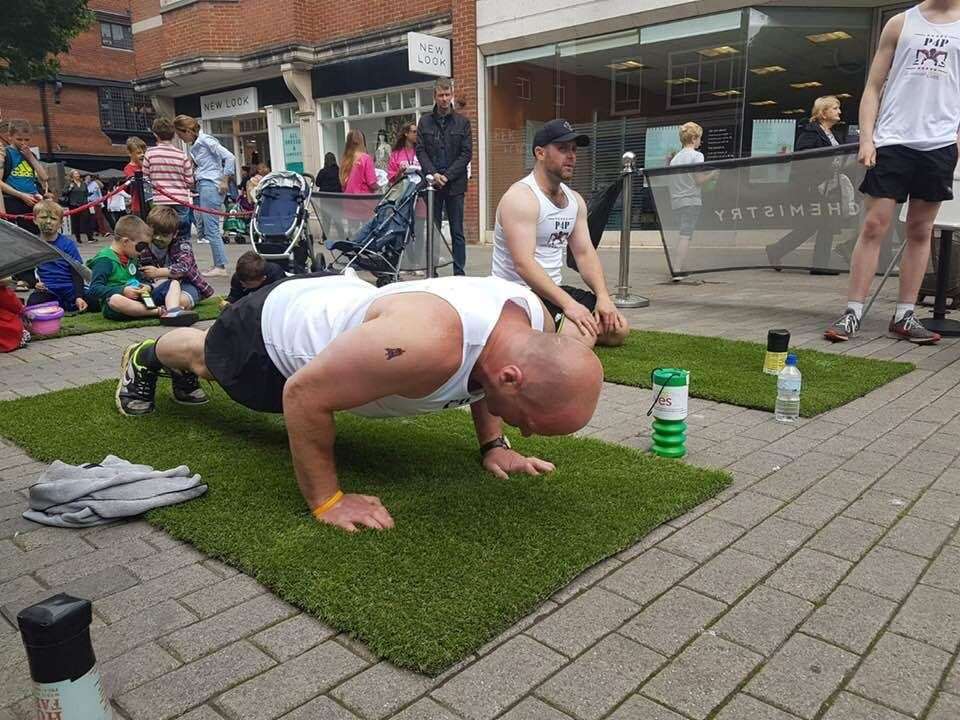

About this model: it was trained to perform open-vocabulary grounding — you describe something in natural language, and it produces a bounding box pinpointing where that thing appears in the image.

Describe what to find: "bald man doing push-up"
[115,271,603,532]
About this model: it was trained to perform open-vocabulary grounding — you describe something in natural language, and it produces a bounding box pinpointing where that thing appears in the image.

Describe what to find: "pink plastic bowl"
[24,304,65,336]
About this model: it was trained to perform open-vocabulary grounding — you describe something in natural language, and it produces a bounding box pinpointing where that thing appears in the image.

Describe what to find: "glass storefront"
[317,83,434,171]
[205,115,271,172]
[485,6,876,230]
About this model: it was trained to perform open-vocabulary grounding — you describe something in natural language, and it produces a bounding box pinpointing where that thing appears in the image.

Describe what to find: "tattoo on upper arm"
[385,347,405,360]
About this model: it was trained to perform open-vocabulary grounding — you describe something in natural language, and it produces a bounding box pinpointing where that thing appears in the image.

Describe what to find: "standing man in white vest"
[492,119,629,348]
[825,0,960,345]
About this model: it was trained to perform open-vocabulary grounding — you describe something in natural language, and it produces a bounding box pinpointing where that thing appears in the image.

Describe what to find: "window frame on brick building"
[100,21,134,51]
[98,86,155,143]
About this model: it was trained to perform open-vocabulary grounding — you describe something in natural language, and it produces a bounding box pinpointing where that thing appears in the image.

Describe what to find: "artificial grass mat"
[31,298,221,340]
[0,381,729,674]
[596,330,914,417]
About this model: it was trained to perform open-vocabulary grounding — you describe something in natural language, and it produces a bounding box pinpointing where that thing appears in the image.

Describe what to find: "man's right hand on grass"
[316,492,395,533]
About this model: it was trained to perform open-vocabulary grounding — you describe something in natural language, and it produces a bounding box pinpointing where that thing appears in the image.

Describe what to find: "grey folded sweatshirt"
[24,455,207,528]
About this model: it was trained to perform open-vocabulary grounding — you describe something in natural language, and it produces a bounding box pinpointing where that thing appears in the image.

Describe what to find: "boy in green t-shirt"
[86,215,159,321]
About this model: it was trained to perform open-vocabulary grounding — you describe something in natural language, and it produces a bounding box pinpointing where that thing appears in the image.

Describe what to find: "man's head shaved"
[483,329,603,436]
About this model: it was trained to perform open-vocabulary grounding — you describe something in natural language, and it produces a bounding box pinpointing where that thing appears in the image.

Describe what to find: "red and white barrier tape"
[0,178,135,221]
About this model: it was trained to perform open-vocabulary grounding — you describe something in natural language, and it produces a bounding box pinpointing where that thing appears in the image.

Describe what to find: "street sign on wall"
[200,87,259,120]
[407,32,451,77]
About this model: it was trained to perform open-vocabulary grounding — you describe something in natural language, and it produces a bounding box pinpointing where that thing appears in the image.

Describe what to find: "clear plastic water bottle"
[775,353,801,423]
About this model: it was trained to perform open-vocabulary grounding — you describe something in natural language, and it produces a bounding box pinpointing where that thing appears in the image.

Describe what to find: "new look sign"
[200,87,259,120]
[408,32,451,77]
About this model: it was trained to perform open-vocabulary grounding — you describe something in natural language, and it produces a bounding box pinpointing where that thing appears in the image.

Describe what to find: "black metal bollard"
[133,170,148,221]
[17,594,111,719]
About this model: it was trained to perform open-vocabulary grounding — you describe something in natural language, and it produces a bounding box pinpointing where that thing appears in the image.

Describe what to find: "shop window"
[238,116,266,134]
[101,21,133,50]
[515,77,532,101]
[208,119,233,136]
[278,107,296,125]
[98,86,153,139]
[373,94,388,113]
[388,92,402,110]
[402,89,418,109]
[359,97,373,114]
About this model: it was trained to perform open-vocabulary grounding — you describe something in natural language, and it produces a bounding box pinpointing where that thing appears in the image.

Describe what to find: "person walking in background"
[825,1,960,345]
[61,170,94,244]
[86,175,112,236]
[388,123,418,184]
[174,114,236,278]
[340,129,378,194]
[416,77,472,275]
[766,96,849,275]
[143,117,194,243]
[105,180,131,229]
[314,153,341,192]
[667,122,717,280]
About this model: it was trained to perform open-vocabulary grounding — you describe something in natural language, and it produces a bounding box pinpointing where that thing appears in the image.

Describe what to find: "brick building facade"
[130,0,480,242]
[0,0,152,170]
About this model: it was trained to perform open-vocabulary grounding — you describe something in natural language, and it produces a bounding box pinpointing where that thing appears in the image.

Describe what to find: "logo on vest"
[910,33,954,76]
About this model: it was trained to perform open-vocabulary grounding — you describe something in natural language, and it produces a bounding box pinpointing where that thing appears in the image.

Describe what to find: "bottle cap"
[786,353,797,366]
[767,329,790,352]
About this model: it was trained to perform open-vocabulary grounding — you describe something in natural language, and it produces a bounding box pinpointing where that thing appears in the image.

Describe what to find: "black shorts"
[204,271,336,413]
[537,285,598,332]
[859,144,958,203]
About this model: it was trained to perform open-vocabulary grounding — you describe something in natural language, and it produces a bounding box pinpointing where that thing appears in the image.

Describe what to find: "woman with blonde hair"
[766,95,849,274]
[340,129,378,193]
[173,114,237,277]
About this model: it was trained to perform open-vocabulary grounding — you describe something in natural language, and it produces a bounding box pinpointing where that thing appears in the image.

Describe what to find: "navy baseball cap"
[532,119,590,156]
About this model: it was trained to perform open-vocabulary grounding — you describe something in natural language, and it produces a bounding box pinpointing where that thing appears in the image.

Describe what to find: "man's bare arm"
[567,193,611,299]
[859,13,902,163]
[498,185,576,311]
[282,313,455,528]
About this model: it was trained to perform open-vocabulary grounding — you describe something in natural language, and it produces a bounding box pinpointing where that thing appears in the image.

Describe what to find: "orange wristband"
[311,490,344,519]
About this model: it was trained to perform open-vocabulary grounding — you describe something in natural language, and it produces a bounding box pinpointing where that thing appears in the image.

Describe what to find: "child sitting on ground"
[224,251,286,306]
[86,215,159,321]
[140,205,213,326]
[27,199,89,314]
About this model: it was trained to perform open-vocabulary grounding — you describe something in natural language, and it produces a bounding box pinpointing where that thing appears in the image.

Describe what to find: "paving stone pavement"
[2,244,960,718]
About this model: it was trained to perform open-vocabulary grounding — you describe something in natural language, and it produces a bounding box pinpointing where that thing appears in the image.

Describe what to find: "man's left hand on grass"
[594,295,626,335]
[482,447,555,480]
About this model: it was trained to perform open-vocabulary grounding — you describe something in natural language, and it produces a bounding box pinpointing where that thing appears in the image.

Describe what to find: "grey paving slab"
[810,469,876,501]
[215,641,368,720]
[94,563,219,623]
[605,695,685,719]
[278,697,360,719]
[179,574,268,619]
[116,642,276,720]
[92,598,198,663]
[745,633,858,719]
[928,693,960,720]
[498,697,574,720]
[802,584,897,654]
[536,634,664,720]
[642,634,763,720]
[881,516,953,558]
[820,693,911,720]
[431,635,566,720]
[388,698,459,720]
[100,642,181,697]
[526,587,638,658]
[712,584,814,657]
[890,584,960,653]
[330,661,434,720]
[714,694,799,719]
[657,516,744,563]
[844,490,910,527]
[251,614,337,663]
[550,557,621,604]
[681,547,775,604]
[911,489,960,526]
[847,632,951,718]
[804,515,886,562]
[600,549,696,606]
[765,549,852,603]
[707,491,783,529]
[845,545,928,602]
[733,516,816,563]
[775,490,847,529]
[922,544,960,594]
[619,586,726,657]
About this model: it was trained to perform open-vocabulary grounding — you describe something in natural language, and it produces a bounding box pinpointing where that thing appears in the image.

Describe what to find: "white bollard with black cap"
[17,593,112,719]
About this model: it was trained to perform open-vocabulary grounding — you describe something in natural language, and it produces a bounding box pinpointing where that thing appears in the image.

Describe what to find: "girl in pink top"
[340,129,379,194]
[387,123,418,183]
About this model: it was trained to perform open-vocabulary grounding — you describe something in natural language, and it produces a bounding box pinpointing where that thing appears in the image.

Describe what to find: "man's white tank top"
[874,6,960,151]
[259,271,544,417]
[491,173,579,286]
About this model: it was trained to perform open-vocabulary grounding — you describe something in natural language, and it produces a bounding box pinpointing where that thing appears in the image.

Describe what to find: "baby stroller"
[222,196,249,244]
[250,171,322,273]
[321,166,449,286]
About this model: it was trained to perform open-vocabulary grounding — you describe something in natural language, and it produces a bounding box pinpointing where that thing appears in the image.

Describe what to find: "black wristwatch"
[479,435,511,457]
